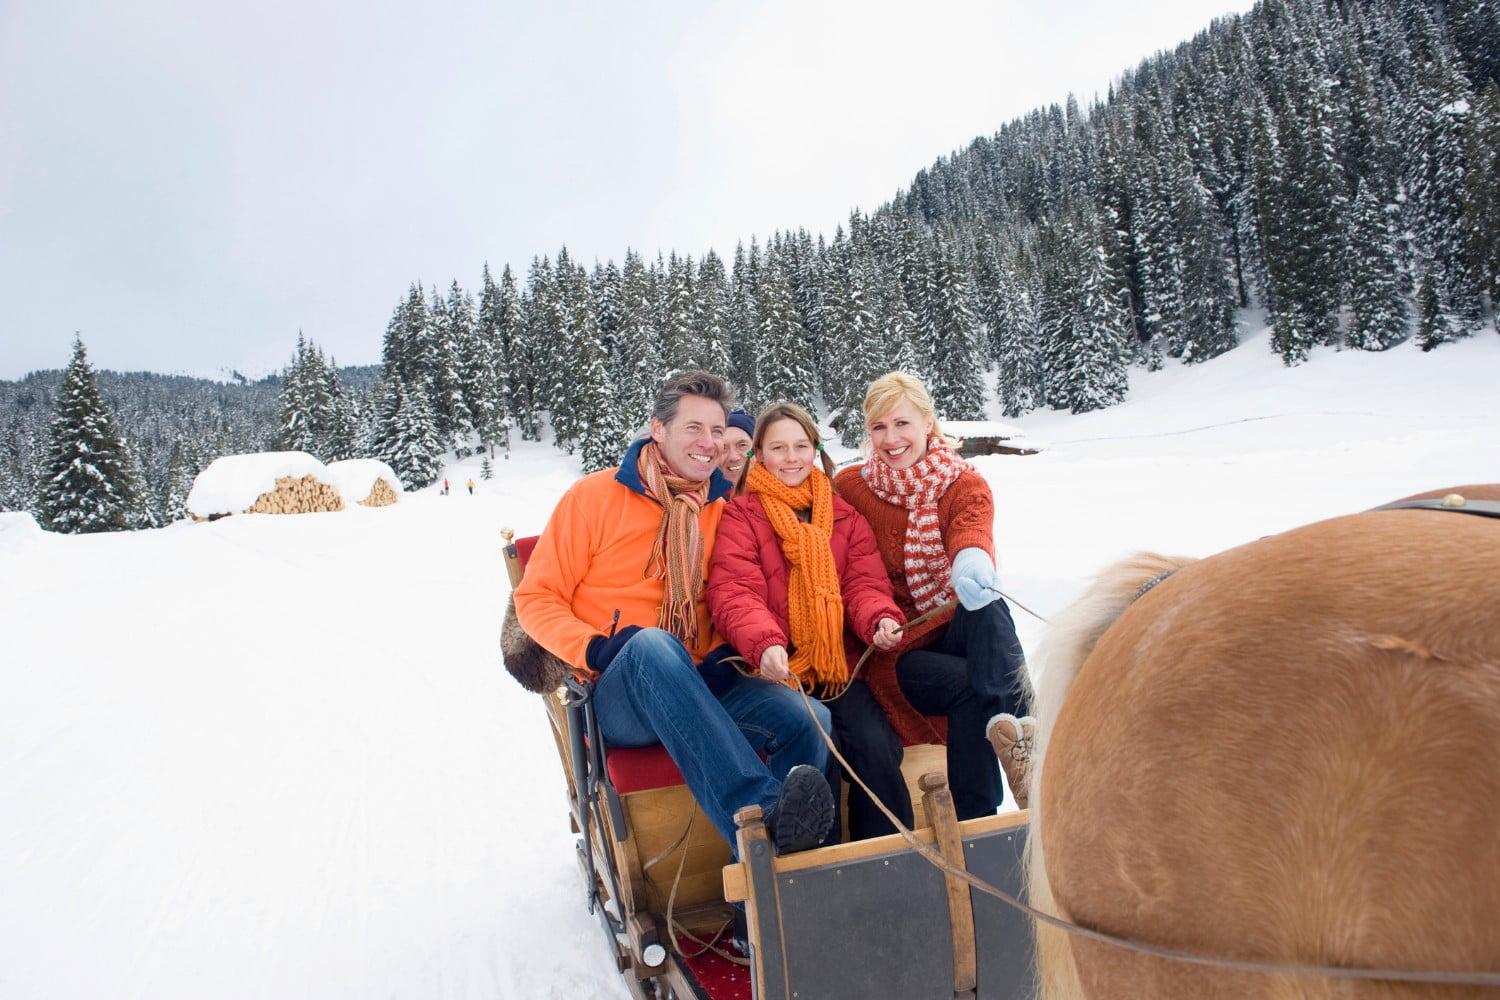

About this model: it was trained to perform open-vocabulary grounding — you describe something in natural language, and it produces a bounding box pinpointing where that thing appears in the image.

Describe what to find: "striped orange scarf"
[745,463,847,689]
[637,441,710,647]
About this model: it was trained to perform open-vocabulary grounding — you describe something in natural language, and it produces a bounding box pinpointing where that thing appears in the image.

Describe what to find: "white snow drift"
[2,325,1498,999]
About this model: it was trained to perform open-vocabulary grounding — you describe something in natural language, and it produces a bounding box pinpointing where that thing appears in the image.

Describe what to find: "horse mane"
[1030,551,1197,756]
[1026,550,1197,1000]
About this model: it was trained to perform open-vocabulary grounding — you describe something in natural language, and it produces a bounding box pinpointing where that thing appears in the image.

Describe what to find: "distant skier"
[443,478,450,496]
[467,479,475,495]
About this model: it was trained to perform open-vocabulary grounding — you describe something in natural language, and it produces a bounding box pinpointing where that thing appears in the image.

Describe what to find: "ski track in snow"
[1,326,1498,998]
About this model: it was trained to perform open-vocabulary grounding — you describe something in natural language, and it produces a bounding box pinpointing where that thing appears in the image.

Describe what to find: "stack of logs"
[246,475,345,514]
[360,479,399,507]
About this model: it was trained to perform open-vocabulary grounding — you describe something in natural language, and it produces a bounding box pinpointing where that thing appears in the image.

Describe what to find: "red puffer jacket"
[707,492,905,675]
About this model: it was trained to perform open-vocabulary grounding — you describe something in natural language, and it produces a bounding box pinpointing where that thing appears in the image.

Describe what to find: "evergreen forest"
[3,0,1496,527]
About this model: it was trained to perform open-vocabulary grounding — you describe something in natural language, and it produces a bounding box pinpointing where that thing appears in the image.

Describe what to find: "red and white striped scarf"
[860,436,969,612]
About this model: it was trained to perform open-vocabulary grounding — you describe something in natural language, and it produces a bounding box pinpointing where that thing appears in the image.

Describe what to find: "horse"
[1025,485,1500,999]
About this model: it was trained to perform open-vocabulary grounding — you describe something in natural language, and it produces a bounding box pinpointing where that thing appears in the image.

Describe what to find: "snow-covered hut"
[324,459,402,508]
[187,452,344,519]
[942,420,1043,457]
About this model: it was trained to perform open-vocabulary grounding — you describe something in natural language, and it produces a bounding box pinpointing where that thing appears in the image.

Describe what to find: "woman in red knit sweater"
[707,402,915,841]
[834,372,1036,814]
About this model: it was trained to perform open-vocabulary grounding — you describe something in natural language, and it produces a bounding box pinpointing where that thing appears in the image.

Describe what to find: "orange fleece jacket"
[514,467,727,672]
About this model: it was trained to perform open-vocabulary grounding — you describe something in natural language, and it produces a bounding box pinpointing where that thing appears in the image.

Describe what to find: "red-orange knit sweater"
[835,463,997,745]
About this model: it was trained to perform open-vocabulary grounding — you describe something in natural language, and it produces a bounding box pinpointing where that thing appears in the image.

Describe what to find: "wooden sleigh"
[502,529,1038,1000]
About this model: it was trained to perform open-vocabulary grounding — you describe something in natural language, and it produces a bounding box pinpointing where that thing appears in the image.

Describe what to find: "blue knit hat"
[727,409,754,438]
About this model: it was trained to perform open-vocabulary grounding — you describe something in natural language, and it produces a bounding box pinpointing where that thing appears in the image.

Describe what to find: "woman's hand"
[952,547,1000,611]
[759,645,791,682]
[872,618,902,650]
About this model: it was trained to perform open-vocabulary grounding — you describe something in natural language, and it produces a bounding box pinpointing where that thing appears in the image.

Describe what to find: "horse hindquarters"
[1025,552,1196,1000]
[1040,511,1500,999]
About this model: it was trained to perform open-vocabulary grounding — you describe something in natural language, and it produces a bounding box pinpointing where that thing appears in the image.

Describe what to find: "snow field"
[1,325,1498,998]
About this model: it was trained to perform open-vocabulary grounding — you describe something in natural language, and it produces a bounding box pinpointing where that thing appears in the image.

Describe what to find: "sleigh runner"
[502,528,1039,999]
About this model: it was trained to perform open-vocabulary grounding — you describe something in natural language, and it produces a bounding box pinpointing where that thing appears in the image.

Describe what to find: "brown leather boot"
[986,713,1037,809]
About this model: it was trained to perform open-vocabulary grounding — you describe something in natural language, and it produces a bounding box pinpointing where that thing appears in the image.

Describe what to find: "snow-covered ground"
[2,325,1498,999]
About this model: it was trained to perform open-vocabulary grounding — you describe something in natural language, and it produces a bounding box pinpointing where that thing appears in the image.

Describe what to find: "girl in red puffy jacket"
[707,402,915,841]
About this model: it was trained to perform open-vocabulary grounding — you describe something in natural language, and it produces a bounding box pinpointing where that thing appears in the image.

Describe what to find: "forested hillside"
[4,0,1496,521]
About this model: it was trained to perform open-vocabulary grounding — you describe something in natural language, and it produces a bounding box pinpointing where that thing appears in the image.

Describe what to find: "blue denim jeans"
[592,628,834,845]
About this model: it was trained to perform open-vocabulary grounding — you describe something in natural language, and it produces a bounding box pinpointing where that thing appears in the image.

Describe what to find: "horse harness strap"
[1373,495,1500,519]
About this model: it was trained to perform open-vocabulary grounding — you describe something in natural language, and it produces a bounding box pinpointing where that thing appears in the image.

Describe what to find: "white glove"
[951,547,1000,611]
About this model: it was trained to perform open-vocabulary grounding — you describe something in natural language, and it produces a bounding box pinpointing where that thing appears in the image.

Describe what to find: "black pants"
[826,679,912,840]
[896,600,1029,820]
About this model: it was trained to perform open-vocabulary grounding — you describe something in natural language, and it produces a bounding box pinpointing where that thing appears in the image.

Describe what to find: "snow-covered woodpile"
[245,474,345,514]
[361,479,399,507]
[324,460,402,508]
[188,452,401,519]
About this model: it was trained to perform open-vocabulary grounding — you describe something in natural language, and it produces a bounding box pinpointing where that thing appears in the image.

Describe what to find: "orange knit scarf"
[745,462,847,689]
[637,441,710,647]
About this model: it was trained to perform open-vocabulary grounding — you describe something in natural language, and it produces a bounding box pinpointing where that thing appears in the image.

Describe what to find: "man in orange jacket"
[515,371,834,853]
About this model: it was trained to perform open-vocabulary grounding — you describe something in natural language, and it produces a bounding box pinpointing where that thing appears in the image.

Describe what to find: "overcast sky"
[0,0,1256,380]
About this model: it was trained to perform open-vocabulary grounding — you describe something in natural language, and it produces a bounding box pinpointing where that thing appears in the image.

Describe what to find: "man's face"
[650,395,726,482]
[718,427,752,481]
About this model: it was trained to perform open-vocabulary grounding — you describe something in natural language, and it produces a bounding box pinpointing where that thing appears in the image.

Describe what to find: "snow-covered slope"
[2,327,1497,999]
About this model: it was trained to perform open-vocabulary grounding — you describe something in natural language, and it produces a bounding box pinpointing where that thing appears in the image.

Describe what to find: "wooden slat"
[722,809,1029,903]
[920,771,977,996]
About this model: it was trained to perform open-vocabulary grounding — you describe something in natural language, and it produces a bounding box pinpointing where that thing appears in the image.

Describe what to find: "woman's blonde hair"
[741,401,836,492]
[861,371,948,443]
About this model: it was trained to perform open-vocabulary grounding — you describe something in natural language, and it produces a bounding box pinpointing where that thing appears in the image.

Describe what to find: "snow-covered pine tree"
[492,264,532,442]
[521,255,562,441]
[276,332,318,454]
[1130,117,1188,357]
[162,440,196,522]
[994,247,1047,417]
[692,250,734,379]
[896,223,935,380]
[1251,96,1312,365]
[36,337,145,533]
[546,252,584,452]
[616,249,664,431]
[472,267,509,458]
[371,376,444,490]
[1415,266,1459,351]
[661,253,697,376]
[1171,150,1239,363]
[1410,73,1484,335]
[925,236,987,421]
[592,260,623,354]
[1465,82,1500,306]
[727,240,760,407]
[379,285,425,388]
[755,252,815,412]
[1445,0,1500,90]
[565,264,631,474]
[443,281,480,456]
[1346,179,1409,350]
[819,232,883,446]
[1277,55,1344,348]
[1062,218,1132,413]
[480,456,494,480]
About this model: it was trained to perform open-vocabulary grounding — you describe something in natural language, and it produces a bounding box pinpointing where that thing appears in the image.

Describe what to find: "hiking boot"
[767,764,835,854]
[987,713,1037,809]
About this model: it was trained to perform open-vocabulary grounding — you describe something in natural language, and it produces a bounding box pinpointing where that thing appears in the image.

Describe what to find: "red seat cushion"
[605,744,687,794]
[677,938,752,1000]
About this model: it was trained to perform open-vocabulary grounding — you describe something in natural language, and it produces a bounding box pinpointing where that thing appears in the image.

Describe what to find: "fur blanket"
[500,594,570,693]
